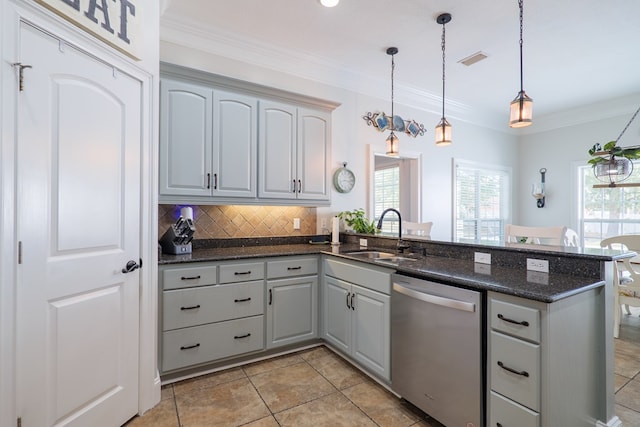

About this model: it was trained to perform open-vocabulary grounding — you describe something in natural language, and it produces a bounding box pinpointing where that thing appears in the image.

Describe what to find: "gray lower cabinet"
[487,289,607,427]
[159,260,266,374]
[322,258,391,381]
[266,256,319,349]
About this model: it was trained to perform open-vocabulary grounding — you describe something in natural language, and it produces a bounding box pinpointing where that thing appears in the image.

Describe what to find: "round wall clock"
[333,162,356,193]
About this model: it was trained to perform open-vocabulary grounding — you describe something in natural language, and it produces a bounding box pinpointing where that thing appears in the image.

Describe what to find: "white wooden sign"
[35,0,142,60]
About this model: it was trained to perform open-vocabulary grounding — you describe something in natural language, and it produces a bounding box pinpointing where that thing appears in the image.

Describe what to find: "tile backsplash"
[158,204,317,240]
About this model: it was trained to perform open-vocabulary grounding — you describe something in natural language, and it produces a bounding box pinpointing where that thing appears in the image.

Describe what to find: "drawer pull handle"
[346,292,351,309]
[351,293,355,310]
[497,424,503,427]
[268,289,273,305]
[234,297,251,303]
[287,266,302,271]
[234,271,252,275]
[180,343,200,350]
[234,333,251,339]
[497,361,529,377]
[181,275,201,281]
[180,304,201,311]
[497,313,529,327]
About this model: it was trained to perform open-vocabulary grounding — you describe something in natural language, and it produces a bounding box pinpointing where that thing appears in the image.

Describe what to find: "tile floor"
[126,309,640,427]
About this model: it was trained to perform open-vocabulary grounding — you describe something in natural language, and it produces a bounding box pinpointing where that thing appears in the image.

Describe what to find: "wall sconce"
[532,167,546,208]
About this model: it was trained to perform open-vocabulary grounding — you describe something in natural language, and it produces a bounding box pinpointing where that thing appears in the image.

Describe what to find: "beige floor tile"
[173,367,247,396]
[616,374,632,392]
[617,378,640,412]
[275,392,376,426]
[160,384,174,401]
[409,419,446,427]
[243,353,305,377]
[616,404,640,426]
[342,381,419,427]
[250,362,336,413]
[307,351,366,390]
[297,345,334,362]
[615,351,640,379]
[242,415,280,426]
[124,398,179,427]
[175,377,270,427]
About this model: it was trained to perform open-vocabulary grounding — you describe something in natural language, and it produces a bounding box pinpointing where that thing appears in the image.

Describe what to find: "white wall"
[518,96,640,232]
[160,41,520,241]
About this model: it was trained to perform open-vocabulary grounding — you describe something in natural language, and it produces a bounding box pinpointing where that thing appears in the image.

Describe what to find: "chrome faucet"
[376,208,411,253]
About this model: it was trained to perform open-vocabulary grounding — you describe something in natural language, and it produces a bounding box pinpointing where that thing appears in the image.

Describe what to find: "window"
[374,163,400,233]
[453,159,511,243]
[578,162,640,248]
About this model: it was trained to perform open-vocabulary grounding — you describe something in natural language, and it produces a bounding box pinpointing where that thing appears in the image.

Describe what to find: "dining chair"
[402,221,433,239]
[600,235,640,338]
[564,228,579,247]
[504,224,567,246]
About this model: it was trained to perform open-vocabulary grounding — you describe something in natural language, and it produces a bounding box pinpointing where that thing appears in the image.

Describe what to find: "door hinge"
[18,241,22,264]
[17,417,22,427]
[12,63,32,92]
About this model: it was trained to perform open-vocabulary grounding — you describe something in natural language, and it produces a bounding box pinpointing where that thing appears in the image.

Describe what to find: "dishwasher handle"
[393,281,476,313]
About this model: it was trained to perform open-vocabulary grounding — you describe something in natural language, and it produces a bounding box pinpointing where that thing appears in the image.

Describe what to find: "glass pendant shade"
[594,157,633,184]
[435,118,452,146]
[509,91,533,128]
[386,132,399,156]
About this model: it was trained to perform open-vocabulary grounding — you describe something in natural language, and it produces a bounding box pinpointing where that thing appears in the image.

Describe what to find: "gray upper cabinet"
[258,102,331,202]
[159,63,337,206]
[160,79,213,197]
[212,90,257,198]
[160,78,257,200]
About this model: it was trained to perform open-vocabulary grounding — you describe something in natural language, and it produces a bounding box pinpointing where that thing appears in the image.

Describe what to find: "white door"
[16,22,141,427]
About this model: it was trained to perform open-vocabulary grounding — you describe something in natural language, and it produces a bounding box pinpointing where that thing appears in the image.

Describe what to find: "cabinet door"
[258,101,296,199]
[351,284,390,380]
[212,91,257,198]
[159,79,212,197]
[323,276,351,353]
[297,108,330,201]
[266,276,318,349]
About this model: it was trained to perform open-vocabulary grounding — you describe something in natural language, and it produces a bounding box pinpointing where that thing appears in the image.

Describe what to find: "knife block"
[159,225,192,255]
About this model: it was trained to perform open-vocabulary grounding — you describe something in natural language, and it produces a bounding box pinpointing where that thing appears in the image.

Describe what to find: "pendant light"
[509,0,533,128]
[435,13,452,146]
[385,47,400,156]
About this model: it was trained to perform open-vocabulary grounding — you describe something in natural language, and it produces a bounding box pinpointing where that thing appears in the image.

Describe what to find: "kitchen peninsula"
[159,233,629,427]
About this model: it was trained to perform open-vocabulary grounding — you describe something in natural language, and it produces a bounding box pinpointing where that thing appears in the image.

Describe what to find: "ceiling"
[160,0,640,131]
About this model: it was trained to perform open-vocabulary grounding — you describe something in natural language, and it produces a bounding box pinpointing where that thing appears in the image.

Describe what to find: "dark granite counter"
[158,234,635,303]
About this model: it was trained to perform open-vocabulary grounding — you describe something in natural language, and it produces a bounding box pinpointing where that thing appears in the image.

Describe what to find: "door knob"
[122,259,141,274]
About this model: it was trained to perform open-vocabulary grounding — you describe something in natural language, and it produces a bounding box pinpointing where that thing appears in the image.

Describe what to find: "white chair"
[402,221,433,239]
[600,235,640,338]
[504,224,567,246]
[564,228,579,247]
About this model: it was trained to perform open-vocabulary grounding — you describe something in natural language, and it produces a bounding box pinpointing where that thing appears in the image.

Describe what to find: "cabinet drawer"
[324,258,391,294]
[161,315,264,372]
[219,261,264,283]
[490,297,540,343]
[163,280,264,330]
[267,256,318,279]
[490,391,539,427]
[490,331,540,411]
[162,265,218,290]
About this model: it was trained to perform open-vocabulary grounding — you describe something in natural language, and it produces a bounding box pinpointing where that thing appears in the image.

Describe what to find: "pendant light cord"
[518,0,524,94]
[616,106,640,143]
[441,21,446,120]
[390,52,395,129]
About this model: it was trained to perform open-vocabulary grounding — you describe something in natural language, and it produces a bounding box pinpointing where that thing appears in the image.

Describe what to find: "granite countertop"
[158,237,615,303]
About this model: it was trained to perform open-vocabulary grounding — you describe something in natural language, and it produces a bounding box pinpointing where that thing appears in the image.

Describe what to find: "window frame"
[452,158,512,243]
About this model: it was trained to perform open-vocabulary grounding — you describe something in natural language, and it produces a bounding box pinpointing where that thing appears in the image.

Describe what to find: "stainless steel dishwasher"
[391,274,484,427]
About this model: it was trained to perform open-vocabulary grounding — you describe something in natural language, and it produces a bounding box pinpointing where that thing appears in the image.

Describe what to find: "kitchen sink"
[374,256,417,265]
[344,251,396,259]
[345,251,417,265]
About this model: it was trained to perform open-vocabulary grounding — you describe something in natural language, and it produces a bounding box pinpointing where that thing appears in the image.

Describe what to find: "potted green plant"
[337,209,379,234]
